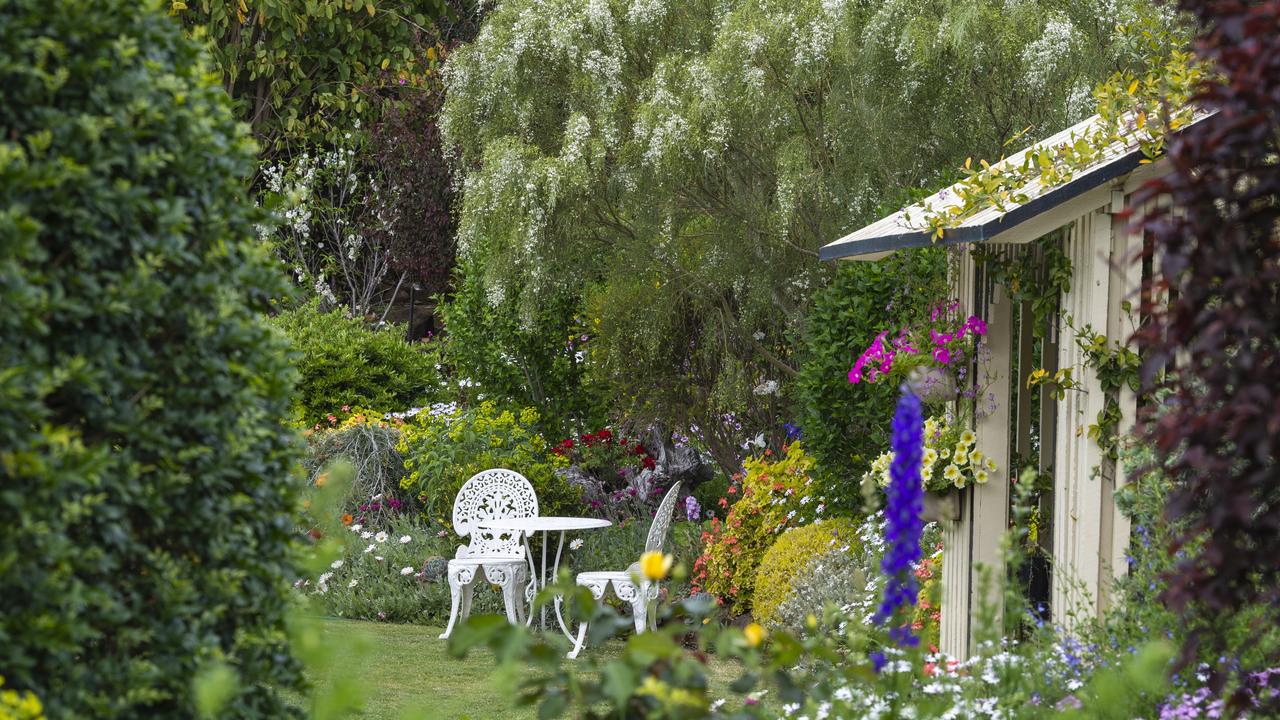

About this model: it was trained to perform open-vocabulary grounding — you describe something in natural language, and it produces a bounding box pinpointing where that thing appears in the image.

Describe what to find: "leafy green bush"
[752,518,859,627]
[398,401,581,521]
[692,443,829,613]
[0,1,302,715]
[796,251,946,512]
[436,262,604,438]
[270,301,441,426]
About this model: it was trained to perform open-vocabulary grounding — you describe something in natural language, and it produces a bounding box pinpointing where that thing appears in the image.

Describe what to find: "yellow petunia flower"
[943,464,961,482]
[744,622,767,648]
[975,469,989,484]
[954,450,968,466]
[960,430,977,446]
[986,457,998,472]
[970,449,985,465]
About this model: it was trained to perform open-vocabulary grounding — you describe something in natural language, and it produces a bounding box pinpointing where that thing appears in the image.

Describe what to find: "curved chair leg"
[631,597,647,634]
[568,578,610,659]
[440,565,475,640]
[460,575,476,622]
[493,566,522,625]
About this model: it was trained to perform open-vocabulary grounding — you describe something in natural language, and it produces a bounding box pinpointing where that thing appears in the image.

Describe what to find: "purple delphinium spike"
[875,386,925,650]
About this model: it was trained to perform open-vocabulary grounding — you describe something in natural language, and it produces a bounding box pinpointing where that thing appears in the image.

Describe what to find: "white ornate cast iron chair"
[438,469,539,640]
[568,482,682,659]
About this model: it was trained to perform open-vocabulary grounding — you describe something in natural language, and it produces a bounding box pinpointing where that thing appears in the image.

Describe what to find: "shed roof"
[819,111,1206,262]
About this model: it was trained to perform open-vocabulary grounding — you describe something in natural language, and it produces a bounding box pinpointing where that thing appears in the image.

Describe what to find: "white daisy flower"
[399,535,412,544]
[569,538,584,550]
[330,559,343,569]
[375,531,388,543]
[361,531,373,540]
[348,579,358,588]
[374,556,384,562]
[364,544,376,553]
[400,566,414,576]
[350,524,363,532]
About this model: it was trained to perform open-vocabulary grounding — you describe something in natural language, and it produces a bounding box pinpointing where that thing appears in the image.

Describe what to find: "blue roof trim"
[820,146,1147,261]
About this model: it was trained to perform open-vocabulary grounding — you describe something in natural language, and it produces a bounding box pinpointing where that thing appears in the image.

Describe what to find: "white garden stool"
[568,482,682,659]
[438,469,538,640]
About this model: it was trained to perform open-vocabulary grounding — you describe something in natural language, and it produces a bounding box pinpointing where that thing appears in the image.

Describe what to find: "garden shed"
[821,111,1204,657]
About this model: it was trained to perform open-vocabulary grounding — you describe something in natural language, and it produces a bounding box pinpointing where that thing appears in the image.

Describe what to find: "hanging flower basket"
[922,487,962,524]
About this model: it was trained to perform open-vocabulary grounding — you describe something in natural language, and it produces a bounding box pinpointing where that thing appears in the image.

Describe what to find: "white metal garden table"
[476,516,611,639]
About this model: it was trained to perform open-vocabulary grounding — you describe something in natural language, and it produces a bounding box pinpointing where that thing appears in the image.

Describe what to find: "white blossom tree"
[439,0,1182,465]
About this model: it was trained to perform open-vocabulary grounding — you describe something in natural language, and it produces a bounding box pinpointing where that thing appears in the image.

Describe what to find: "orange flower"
[341,513,354,526]
[315,474,327,488]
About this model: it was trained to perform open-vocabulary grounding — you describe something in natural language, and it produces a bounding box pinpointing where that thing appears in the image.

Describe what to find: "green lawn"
[291,617,744,720]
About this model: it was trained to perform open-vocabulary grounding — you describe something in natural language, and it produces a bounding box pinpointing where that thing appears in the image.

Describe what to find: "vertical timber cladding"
[940,247,975,658]
[1052,208,1124,627]
[940,244,1014,657]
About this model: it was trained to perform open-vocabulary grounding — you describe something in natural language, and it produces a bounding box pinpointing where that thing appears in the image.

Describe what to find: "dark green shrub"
[0,1,302,716]
[795,250,946,512]
[270,301,441,426]
[436,261,604,438]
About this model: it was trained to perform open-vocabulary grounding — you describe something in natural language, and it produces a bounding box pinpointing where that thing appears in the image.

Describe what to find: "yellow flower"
[943,464,961,482]
[975,469,989,484]
[960,430,977,446]
[639,551,674,581]
[743,622,767,648]
[970,449,985,465]
[986,457,998,472]
[954,450,968,466]
[922,448,938,466]
[940,448,951,459]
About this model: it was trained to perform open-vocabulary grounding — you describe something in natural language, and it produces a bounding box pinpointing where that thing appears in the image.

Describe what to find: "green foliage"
[270,301,441,426]
[436,262,603,438]
[301,516,505,624]
[175,0,448,163]
[752,519,858,627]
[397,401,580,521]
[440,0,1168,459]
[692,443,827,613]
[0,0,302,715]
[796,251,946,511]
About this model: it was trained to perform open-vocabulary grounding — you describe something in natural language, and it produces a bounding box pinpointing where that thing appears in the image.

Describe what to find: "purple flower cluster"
[684,495,701,521]
[875,388,925,649]
[847,312,988,385]
[1159,667,1280,719]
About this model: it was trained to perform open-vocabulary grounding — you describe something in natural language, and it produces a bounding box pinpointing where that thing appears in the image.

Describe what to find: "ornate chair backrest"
[644,482,683,554]
[451,469,539,559]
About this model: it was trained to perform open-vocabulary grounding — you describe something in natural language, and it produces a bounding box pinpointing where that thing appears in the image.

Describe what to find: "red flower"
[598,428,612,439]
[717,497,728,508]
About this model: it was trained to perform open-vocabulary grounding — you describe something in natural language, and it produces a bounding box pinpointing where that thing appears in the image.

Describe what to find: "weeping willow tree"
[440,0,1182,468]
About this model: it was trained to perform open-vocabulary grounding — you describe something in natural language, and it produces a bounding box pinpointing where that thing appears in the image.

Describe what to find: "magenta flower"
[933,347,951,364]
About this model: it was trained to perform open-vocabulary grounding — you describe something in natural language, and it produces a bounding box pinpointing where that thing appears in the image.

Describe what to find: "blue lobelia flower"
[874,386,925,649]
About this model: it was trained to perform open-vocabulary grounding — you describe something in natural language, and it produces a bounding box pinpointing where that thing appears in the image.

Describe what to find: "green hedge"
[0,1,303,716]
[796,250,946,512]
[271,302,441,427]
